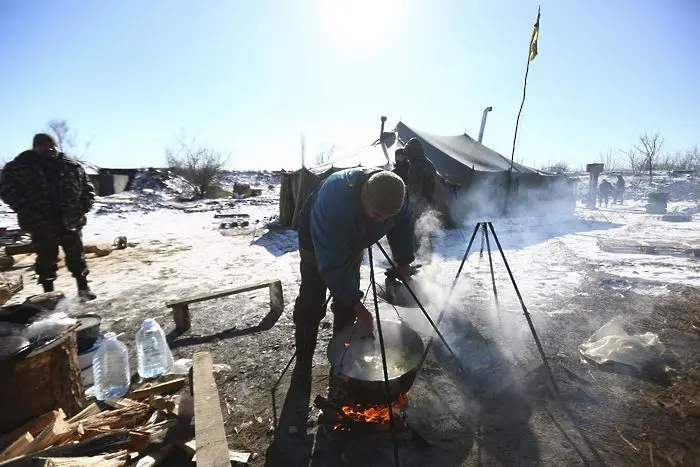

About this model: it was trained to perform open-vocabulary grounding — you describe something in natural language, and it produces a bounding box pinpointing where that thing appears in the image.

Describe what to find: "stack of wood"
[0,379,193,467]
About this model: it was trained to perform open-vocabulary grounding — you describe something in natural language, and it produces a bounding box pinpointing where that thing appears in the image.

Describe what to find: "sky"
[1,0,698,171]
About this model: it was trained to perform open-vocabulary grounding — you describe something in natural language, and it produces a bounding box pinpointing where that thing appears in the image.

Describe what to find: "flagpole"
[505,6,540,214]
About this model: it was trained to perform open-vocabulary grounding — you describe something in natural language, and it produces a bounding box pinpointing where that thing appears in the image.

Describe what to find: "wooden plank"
[268,280,284,315]
[129,378,186,401]
[192,352,229,467]
[166,280,279,307]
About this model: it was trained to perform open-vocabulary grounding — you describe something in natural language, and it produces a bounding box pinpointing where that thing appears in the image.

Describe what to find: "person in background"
[614,175,626,205]
[392,147,409,185]
[294,168,415,361]
[0,134,96,300]
[598,179,614,208]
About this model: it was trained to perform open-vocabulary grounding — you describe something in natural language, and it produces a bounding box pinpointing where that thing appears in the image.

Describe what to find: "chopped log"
[0,433,33,462]
[22,292,65,311]
[0,410,66,452]
[66,404,101,424]
[192,352,230,467]
[26,455,126,466]
[129,378,186,400]
[102,398,139,410]
[23,416,73,454]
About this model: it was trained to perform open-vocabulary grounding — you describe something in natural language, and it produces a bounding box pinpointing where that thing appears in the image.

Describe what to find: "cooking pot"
[327,319,425,404]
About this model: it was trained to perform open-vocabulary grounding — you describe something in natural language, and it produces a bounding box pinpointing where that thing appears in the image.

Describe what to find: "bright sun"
[317,0,401,51]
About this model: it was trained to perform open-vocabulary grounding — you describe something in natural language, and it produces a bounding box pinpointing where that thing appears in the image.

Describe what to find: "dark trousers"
[293,249,362,355]
[31,229,88,283]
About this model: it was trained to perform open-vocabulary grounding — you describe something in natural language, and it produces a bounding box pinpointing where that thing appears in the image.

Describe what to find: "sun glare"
[317,0,401,51]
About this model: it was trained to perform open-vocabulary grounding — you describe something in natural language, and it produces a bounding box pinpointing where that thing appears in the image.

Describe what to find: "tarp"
[396,122,537,186]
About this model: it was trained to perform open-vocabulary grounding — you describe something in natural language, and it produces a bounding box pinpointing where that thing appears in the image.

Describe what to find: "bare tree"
[598,147,620,171]
[46,119,93,161]
[315,144,336,166]
[620,145,639,173]
[634,131,664,183]
[165,130,229,198]
[543,161,570,174]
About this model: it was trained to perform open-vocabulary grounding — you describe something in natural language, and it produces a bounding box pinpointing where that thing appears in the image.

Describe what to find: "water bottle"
[92,332,130,400]
[136,318,170,378]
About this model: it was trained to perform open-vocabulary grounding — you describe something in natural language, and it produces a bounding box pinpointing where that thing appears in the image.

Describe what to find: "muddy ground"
[12,230,699,467]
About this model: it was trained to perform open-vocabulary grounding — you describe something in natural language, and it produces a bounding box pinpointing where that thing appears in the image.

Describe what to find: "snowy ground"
[1,171,699,466]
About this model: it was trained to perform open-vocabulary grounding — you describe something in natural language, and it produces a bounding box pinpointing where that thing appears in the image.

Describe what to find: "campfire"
[335,393,408,427]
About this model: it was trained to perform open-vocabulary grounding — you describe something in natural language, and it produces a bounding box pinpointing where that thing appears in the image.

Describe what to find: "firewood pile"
[0,380,195,467]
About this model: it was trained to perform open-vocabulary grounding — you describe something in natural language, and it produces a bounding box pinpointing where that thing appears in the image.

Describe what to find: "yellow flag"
[529,7,541,61]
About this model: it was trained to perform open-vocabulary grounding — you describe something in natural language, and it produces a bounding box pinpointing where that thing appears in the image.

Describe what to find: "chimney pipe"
[478,106,493,143]
[380,116,387,144]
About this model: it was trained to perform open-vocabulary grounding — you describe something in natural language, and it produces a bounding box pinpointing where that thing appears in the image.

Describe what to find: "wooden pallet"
[597,238,700,257]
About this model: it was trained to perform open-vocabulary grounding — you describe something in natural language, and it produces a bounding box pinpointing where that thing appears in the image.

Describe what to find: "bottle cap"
[103,332,116,340]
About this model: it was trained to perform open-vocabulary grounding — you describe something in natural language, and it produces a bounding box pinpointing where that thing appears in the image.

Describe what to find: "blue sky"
[1,0,698,170]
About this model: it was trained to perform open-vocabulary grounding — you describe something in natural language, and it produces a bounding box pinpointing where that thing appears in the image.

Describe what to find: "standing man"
[404,137,439,255]
[0,134,96,300]
[294,168,415,360]
[614,175,626,205]
[392,147,409,185]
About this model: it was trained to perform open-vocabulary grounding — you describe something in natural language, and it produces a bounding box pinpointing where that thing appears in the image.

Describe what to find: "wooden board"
[166,280,281,307]
[192,352,229,467]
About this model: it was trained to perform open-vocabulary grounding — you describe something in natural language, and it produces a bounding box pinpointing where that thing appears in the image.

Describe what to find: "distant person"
[0,134,97,300]
[294,168,415,361]
[598,180,613,208]
[392,147,409,185]
[614,175,626,205]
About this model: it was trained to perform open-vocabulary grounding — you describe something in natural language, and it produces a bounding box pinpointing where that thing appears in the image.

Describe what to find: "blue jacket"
[298,168,415,307]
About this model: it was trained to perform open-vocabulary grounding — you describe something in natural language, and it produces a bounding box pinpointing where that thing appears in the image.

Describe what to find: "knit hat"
[362,171,406,217]
[403,137,425,161]
[33,133,56,148]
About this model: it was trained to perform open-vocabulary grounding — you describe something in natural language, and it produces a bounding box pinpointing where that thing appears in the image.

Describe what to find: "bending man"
[294,169,415,360]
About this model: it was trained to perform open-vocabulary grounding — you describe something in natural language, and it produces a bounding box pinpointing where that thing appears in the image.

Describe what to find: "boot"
[40,280,55,293]
[76,277,96,301]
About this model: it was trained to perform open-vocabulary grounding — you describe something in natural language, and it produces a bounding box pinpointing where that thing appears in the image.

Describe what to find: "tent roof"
[396,122,537,179]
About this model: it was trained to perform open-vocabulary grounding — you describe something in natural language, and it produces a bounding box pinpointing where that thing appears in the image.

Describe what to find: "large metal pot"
[327,319,425,404]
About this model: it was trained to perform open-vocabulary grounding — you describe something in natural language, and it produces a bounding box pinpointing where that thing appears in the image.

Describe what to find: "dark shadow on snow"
[252,228,299,257]
[166,302,284,348]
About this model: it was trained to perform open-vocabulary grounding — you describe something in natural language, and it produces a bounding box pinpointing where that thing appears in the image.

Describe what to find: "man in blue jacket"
[295,168,415,360]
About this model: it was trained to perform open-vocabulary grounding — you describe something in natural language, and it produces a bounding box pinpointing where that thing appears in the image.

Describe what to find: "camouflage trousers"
[293,249,362,357]
[31,229,88,283]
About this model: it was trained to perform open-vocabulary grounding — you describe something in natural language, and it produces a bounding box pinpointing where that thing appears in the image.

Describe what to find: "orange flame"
[334,393,408,427]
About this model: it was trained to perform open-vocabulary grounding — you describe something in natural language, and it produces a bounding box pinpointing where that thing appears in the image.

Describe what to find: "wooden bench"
[166,279,284,333]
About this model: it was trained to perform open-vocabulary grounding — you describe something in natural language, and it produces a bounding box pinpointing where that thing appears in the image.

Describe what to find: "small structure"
[586,163,604,208]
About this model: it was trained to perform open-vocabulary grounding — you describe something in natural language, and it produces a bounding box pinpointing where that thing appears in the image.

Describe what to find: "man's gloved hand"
[396,263,412,282]
[353,302,375,338]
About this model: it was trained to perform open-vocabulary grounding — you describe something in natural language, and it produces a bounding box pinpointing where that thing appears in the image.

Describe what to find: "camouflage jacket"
[0,151,95,233]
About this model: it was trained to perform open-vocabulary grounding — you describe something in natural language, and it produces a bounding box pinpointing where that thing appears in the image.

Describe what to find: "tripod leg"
[483,223,501,327]
[375,242,469,376]
[486,222,560,397]
[419,223,480,366]
[367,246,400,467]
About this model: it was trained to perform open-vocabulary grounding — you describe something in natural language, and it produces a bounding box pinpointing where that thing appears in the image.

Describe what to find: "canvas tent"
[278,121,575,228]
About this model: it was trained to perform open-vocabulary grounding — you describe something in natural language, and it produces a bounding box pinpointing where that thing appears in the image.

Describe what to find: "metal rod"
[483,223,501,326]
[486,222,560,396]
[418,223,480,367]
[367,245,400,467]
[271,349,298,427]
[374,242,468,375]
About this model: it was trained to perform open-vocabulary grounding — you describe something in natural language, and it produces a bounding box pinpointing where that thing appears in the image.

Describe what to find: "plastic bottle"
[92,332,130,400]
[136,318,170,378]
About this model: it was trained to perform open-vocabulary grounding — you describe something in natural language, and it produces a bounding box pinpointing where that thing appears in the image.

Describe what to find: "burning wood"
[336,393,408,426]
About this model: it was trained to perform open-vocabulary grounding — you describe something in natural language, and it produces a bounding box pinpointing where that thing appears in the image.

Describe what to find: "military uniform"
[0,150,95,292]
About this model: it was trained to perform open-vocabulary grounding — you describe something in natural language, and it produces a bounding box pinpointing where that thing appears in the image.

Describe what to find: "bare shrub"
[543,161,570,173]
[165,130,229,199]
[46,119,93,161]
